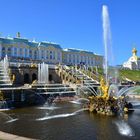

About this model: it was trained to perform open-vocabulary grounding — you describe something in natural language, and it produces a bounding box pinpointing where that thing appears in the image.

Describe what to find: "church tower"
[132,48,138,61]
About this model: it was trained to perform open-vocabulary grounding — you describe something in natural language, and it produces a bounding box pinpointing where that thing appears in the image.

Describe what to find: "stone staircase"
[31,83,76,97]
[57,65,100,96]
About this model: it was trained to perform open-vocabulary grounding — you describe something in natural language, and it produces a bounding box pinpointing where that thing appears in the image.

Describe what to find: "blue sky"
[0,0,140,65]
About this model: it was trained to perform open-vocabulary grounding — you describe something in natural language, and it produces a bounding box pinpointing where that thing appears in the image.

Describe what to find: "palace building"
[123,48,140,70]
[0,33,103,67]
[62,48,103,67]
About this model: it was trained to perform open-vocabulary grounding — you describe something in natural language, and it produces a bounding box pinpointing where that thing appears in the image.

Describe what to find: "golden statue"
[100,77,109,99]
[0,90,4,101]
[31,63,37,68]
[32,80,37,85]
[12,74,15,82]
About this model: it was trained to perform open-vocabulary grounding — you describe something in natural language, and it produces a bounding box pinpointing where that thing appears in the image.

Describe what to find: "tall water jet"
[102,5,112,84]
[38,63,49,84]
[87,5,135,116]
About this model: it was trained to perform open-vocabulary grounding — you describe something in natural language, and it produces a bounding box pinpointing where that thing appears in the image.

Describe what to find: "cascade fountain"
[0,55,13,110]
[0,55,12,86]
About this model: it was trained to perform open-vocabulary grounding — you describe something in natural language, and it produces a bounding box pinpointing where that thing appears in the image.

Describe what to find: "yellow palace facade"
[0,33,103,67]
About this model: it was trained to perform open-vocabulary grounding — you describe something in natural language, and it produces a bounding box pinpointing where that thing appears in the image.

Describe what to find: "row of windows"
[64,54,100,63]
[40,50,61,60]
[68,54,101,60]
[1,47,61,60]
[1,47,102,66]
[66,59,95,65]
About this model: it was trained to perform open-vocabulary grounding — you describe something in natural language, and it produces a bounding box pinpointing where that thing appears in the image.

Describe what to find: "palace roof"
[0,37,61,49]
[0,36,102,56]
[63,48,94,55]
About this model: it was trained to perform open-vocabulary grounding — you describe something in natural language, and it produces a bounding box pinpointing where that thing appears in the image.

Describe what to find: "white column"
[23,48,25,58]
[44,50,47,61]
[85,56,86,64]
[0,44,2,59]
[55,50,57,60]
[11,47,14,57]
[32,50,34,59]
[38,48,41,60]
[89,57,91,66]
[17,48,19,57]
[27,48,29,58]
[59,51,61,63]
[93,57,95,66]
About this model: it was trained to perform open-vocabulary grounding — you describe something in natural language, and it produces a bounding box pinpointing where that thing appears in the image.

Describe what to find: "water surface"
[0,102,140,140]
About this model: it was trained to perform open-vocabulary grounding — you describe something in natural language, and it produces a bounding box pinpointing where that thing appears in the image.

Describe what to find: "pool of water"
[0,101,140,140]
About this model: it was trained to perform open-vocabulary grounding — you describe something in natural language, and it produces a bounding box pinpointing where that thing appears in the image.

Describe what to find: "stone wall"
[10,66,62,85]
[49,68,62,83]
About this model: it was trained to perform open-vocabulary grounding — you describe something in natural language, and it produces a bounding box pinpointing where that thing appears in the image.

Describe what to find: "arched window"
[34,51,37,59]
[14,47,17,56]
[32,73,37,82]
[24,73,30,83]
[50,51,52,59]
[19,48,22,57]
[2,47,6,57]
[41,50,44,59]
[25,48,28,57]
[7,48,11,57]
[49,74,52,81]
[29,50,32,58]
[57,52,60,60]
[53,51,55,59]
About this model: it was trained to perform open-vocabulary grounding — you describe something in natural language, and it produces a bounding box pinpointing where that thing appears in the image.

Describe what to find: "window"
[20,48,22,57]
[69,54,71,58]
[46,50,48,59]
[14,48,17,56]
[50,55,52,59]
[57,52,60,60]
[25,48,28,57]
[53,51,55,59]
[41,50,44,59]
[2,47,6,57]
[50,51,53,60]
[68,54,71,62]
[2,47,5,51]
[73,55,75,63]
[7,48,11,56]
[34,50,37,59]
[88,57,90,64]
[29,50,32,58]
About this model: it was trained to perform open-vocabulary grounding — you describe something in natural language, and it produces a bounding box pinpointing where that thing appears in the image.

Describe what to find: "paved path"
[0,131,35,140]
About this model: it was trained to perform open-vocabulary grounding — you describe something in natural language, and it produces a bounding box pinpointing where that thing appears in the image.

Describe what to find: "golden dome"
[132,48,137,54]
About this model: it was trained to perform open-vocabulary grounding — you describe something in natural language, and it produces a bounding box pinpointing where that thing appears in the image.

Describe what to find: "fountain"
[38,62,49,84]
[102,5,111,84]
[0,55,12,86]
[0,55,13,110]
[86,5,138,116]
